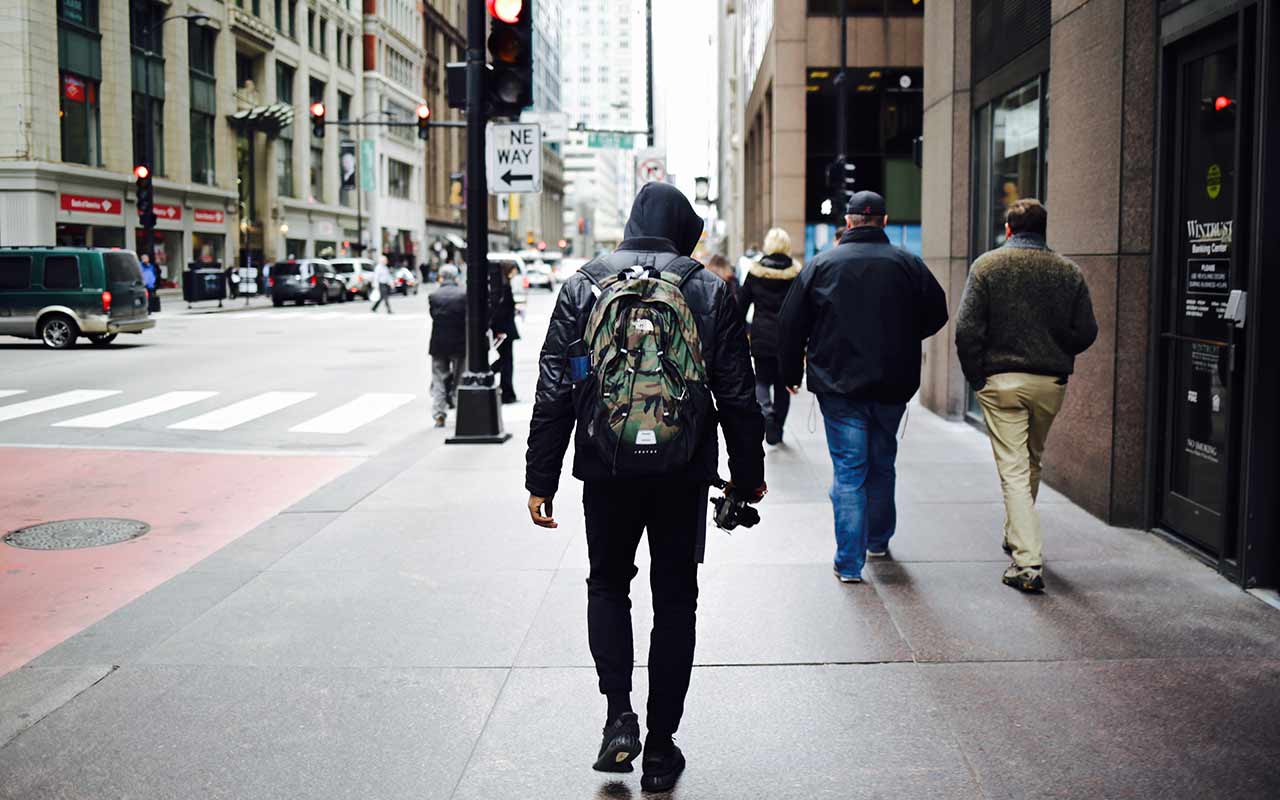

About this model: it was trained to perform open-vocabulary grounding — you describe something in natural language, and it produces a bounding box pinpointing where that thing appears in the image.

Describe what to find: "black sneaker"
[640,744,685,792]
[764,419,782,446]
[593,712,641,773]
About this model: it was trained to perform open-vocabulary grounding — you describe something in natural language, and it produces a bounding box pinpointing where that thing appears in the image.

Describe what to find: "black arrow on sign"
[501,169,533,184]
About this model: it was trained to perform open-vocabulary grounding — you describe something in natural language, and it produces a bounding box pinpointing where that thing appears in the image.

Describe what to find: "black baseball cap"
[845,191,886,216]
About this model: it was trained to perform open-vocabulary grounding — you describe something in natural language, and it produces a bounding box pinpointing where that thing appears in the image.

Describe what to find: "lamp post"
[139,12,210,267]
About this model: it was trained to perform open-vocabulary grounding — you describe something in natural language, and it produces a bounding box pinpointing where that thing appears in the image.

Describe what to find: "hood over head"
[622,182,704,256]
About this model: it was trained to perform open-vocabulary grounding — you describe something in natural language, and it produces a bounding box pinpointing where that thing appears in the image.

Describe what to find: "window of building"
[319,18,328,56]
[235,0,263,14]
[130,0,165,174]
[276,61,296,197]
[189,26,217,185]
[42,256,81,290]
[0,256,32,290]
[274,0,285,33]
[287,0,297,37]
[308,10,317,51]
[387,158,412,199]
[310,143,324,200]
[807,0,924,15]
[59,72,101,166]
[58,0,99,28]
[386,100,415,142]
[972,76,1047,255]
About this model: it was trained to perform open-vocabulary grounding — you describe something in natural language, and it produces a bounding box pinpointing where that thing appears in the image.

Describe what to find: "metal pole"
[448,0,508,444]
[142,33,155,267]
[646,0,655,146]
[836,0,848,201]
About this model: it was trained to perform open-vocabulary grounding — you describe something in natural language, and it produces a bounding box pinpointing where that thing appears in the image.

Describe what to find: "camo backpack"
[577,252,711,477]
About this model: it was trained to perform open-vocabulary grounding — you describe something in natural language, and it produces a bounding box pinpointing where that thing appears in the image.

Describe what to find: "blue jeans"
[818,395,906,578]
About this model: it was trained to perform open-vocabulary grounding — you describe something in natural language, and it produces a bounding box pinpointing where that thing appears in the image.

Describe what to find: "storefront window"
[285,238,306,259]
[59,72,101,166]
[192,232,224,266]
[975,78,1047,254]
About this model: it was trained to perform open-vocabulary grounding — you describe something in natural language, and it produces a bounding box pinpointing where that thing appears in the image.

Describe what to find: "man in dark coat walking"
[779,191,948,581]
[428,265,466,428]
[738,226,800,444]
[525,182,766,792]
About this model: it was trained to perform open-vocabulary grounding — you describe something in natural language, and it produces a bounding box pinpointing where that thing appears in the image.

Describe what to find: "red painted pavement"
[0,447,359,677]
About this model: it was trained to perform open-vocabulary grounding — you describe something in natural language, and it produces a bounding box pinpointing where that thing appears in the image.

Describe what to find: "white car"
[329,258,377,300]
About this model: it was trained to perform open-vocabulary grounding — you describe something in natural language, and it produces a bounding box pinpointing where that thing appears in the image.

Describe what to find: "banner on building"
[340,141,357,190]
[359,139,376,192]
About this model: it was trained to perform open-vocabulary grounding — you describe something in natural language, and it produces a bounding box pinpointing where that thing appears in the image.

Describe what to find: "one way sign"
[486,122,542,194]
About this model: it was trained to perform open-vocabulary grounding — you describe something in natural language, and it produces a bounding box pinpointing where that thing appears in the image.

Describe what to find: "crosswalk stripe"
[0,390,26,400]
[53,391,219,429]
[0,390,122,423]
[288,392,416,434]
[168,391,315,431]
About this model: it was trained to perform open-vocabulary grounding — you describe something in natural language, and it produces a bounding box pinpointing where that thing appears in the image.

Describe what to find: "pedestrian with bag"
[955,198,1097,593]
[525,182,766,792]
[428,265,466,428]
[370,253,394,314]
[490,262,521,404]
[778,191,948,581]
[738,227,800,445]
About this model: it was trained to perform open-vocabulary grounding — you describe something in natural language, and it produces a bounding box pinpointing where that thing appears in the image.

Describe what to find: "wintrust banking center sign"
[60,194,120,214]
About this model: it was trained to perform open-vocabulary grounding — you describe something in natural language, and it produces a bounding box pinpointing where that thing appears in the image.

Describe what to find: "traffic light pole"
[448,0,509,445]
[836,0,848,209]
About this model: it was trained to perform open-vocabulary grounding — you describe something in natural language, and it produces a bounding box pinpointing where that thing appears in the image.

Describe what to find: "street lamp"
[138,12,211,266]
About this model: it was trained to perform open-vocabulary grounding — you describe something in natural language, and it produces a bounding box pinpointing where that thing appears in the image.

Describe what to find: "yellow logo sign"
[1206,164,1222,200]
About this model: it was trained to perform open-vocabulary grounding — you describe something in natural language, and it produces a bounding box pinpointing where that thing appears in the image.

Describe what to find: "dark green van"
[0,247,155,349]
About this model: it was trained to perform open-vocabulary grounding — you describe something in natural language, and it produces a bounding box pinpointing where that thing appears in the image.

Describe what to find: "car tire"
[39,314,78,350]
[273,298,284,307]
[295,299,306,306]
[88,333,118,346]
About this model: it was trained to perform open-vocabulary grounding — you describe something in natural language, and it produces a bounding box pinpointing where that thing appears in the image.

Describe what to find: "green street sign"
[359,139,376,191]
[588,132,634,149]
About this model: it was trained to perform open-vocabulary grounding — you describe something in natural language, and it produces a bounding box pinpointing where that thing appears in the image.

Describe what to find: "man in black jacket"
[428,265,466,428]
[525,182,766,792]
[778,191,948,581]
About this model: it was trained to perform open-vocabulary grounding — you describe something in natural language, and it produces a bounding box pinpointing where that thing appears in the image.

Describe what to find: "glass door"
[1159,25,1251,556]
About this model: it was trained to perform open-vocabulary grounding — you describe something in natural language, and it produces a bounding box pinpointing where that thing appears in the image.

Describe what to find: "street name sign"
[588,132,635,149]
[486,122,542,194]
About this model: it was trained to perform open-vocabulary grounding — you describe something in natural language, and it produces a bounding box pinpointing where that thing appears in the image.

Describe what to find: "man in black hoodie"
[525,182,766,792]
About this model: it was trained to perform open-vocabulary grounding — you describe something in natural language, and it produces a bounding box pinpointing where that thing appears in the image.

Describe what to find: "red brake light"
[101,290,112,312]
[309,274,317,286]
[268,277,275,287]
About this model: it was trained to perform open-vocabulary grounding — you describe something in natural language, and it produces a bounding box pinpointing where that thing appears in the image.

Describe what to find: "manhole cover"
[4,518,151,550]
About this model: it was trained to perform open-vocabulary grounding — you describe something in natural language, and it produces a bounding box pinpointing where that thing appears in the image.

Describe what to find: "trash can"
[183,263,226,305]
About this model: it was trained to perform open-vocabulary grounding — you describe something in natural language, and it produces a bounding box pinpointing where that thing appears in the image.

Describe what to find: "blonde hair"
[763,227,791,256]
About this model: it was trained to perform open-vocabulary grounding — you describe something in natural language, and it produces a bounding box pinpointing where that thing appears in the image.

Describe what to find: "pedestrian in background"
[779,191,948,582]
[370,253,394,314]
[139,254,160,312]
[490,262,521,404]
[525,182,765,792]
[738,227,799,445]
[955,198,1097,593]
[428,265,466,428]
[705,253,739,301]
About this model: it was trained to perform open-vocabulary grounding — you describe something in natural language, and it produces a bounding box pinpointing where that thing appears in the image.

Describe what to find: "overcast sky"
[651,0,717,206]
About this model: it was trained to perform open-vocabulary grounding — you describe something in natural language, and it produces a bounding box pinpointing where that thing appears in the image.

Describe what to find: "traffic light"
[134,164,154,225]
[826,156,857,210]
[486,0,533,117]
[416,104,431,141]
[310,102,326,139]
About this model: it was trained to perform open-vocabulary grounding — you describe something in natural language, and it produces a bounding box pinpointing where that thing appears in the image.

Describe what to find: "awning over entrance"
[228,103,294,136]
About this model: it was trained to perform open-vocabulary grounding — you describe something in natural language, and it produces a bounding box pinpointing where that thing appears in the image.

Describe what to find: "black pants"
[492,337,516,400]
[371,283,393,313]
[583,480,703,739]
[753,356,790,426]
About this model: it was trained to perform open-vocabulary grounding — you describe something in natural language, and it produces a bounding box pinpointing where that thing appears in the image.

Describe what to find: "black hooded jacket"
[778,226,948,403]
[525,182,765,497]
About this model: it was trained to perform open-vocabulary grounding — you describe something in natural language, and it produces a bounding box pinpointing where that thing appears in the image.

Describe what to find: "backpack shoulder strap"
[656,255,703,287]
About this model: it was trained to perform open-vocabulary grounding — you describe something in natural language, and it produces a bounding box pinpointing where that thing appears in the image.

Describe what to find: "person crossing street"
[370,253,394,314]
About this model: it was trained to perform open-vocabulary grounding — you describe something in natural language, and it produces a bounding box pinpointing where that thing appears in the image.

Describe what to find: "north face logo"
[629,318,655,335]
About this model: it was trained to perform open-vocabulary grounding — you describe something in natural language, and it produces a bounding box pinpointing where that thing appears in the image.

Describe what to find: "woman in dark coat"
[738,227,800,445]
[489,262,522,404]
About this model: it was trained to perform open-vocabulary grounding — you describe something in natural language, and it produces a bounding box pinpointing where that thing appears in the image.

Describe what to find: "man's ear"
[883,215,890,227]
[844,215,854,230]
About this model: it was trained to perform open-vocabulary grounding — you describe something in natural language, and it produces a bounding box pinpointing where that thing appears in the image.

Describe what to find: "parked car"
[329,258,376,300]
[516,249,559,290]
[394,266,419,295]
[269,259,347,306]
[0,247,155,349]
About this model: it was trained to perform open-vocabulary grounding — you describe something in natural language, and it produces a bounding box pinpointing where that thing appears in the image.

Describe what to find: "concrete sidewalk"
[3,346,1279,797]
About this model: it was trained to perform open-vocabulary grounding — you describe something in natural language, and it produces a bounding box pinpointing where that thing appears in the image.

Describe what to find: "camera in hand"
[710,478,761,532]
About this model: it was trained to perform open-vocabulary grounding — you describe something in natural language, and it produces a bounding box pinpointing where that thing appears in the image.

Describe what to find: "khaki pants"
[975,373,1067,567]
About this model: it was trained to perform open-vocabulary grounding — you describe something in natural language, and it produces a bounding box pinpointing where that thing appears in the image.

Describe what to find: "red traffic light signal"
[416,104,431,141]
[1214,95,1233,111]
[310,102,326,139]
[487,0,523,23]
[133,165,150,180]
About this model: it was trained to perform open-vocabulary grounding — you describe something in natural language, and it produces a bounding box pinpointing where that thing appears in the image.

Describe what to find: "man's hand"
[786,386,800,395]
[528,495,557,528]
[727,482,768,504]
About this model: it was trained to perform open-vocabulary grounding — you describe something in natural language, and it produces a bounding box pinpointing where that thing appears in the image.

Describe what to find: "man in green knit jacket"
[955,198,1098,593]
